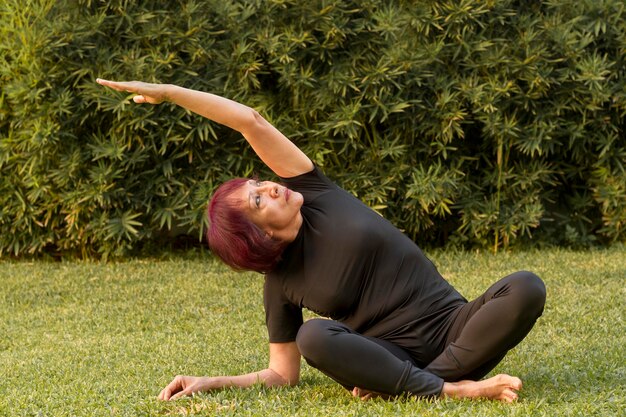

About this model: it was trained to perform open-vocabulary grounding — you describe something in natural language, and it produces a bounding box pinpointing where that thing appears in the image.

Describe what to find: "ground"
[0,246,624,416]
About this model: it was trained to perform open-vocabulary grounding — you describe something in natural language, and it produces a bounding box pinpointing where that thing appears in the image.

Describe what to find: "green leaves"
[1,0,624,258]
[104,211,142,241]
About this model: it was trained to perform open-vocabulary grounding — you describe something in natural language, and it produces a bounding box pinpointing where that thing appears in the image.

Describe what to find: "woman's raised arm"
[96,79,313,178]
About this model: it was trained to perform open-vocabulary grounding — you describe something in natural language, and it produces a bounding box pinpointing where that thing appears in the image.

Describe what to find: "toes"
[496,374,523,391]
[501,388,518,403]
[353,387,373,401]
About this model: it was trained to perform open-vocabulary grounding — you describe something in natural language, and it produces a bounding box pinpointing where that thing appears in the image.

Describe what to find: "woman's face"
[232,179,304,241]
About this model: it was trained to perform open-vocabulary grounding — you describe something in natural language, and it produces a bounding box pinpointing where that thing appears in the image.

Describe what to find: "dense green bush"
[1,0,624,258]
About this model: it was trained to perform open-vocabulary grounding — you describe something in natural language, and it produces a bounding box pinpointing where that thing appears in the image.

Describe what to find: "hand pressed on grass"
[158,375,215,401]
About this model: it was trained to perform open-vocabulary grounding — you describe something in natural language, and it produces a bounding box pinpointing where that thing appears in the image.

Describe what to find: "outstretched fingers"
[97,78,166,104]
[96,78,134,92]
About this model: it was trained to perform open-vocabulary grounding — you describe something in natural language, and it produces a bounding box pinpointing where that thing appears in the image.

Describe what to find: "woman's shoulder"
[280,165,338,201]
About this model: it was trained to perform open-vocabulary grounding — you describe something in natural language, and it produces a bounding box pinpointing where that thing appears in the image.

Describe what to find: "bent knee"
[519,270,546,305]
[512,271,547,317]
[295,319,334,360]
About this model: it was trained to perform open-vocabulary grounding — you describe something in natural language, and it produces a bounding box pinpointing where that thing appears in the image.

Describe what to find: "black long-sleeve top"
[264,166,466,364]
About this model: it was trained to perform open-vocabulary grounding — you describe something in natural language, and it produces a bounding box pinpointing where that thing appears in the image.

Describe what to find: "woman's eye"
[255,195,261,207]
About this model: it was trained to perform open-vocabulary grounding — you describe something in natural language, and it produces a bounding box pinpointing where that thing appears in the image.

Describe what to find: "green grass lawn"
[1,247,624,416]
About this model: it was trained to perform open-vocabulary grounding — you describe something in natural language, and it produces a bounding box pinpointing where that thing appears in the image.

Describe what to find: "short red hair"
[206,178,287,273]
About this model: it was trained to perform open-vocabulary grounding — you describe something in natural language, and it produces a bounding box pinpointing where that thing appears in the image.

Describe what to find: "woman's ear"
[265,230,274,239]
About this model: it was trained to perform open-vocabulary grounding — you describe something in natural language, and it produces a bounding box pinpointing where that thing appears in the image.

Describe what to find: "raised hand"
[96,77,313,178]
[96,78,169,104]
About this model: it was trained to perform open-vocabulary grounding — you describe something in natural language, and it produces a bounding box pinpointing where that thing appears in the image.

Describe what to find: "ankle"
[441,381,474,399]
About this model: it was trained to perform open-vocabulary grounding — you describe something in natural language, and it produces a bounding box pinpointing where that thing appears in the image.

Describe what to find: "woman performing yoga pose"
[97,78,546,403]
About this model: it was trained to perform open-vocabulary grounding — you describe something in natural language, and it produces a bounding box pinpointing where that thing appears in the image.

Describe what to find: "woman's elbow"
[240,108,269,135]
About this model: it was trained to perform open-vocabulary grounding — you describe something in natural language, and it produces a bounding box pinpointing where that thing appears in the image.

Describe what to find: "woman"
[97,78,546,403]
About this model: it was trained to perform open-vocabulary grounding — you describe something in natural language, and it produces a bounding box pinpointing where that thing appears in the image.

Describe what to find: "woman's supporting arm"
[96,79,313,178]
[158,342,301,400]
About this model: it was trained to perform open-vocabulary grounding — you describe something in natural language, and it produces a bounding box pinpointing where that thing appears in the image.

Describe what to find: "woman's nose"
[260,183,279,198]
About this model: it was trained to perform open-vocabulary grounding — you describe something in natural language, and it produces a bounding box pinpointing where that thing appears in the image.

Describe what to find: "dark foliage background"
[1,0,624,258]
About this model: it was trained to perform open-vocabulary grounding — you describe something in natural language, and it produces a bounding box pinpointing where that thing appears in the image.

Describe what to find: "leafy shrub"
[1,0,624,258]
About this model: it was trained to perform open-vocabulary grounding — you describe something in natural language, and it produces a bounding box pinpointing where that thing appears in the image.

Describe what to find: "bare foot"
[442,374,523,403]
[353,374,522,403]
[352,387,392,401]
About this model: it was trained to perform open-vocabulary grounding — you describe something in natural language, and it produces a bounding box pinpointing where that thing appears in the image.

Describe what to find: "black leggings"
[295,271,546,397]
